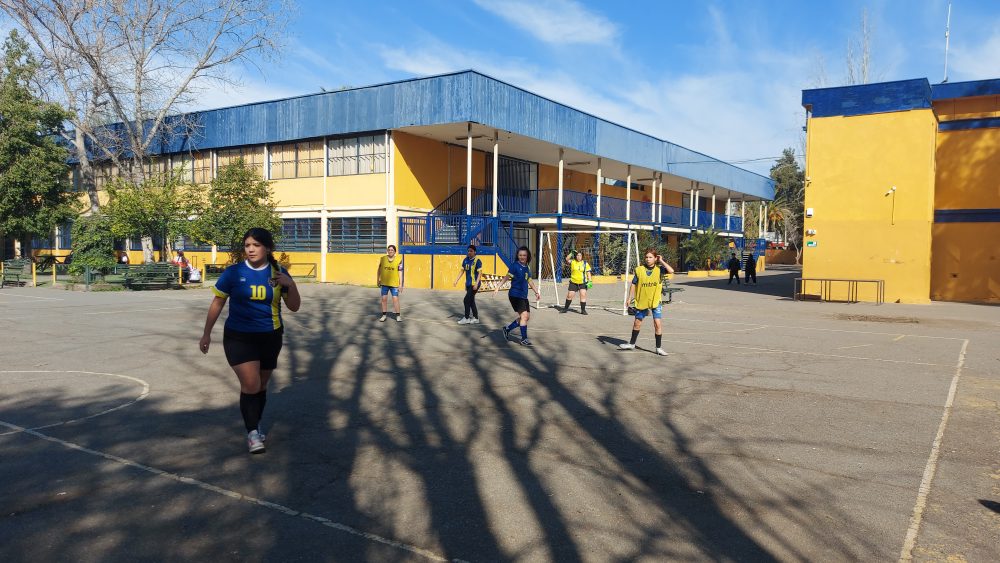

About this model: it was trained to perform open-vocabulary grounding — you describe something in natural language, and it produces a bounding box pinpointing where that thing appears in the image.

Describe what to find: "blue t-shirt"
[507,261,531,299]
[462,257,482,287]
[213,261,288,332]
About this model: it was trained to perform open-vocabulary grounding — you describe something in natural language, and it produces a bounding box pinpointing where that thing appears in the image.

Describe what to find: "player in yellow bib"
[377,245,404,322]
[619,248,674,356]
[562,251,592,314]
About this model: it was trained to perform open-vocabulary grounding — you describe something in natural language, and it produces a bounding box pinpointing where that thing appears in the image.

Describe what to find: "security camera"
[884,186,896,196]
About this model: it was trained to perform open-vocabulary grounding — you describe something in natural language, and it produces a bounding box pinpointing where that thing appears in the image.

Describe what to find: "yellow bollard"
[52,265,57,286]
[32,262,37,287]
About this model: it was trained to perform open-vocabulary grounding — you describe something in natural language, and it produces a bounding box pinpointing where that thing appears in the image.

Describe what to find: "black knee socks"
[630,329,640,345]
[239,392,261,433]
[581,302,586,312]
[656,334,662,348]
[257,390,267,425]
[564,298,572,310]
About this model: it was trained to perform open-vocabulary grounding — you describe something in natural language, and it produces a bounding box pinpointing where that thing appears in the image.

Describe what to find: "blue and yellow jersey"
[213,261,288,332]
[632,265,663,311]
[569,260,591,285]
[379,255,403,287]
[462,257,482,287]
[506,261,531,299]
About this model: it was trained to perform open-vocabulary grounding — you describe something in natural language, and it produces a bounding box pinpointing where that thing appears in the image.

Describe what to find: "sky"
[8,1,1000,175]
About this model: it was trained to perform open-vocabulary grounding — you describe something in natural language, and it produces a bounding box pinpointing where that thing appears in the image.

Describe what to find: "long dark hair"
[243,228,279,271]
[516,245,531,264]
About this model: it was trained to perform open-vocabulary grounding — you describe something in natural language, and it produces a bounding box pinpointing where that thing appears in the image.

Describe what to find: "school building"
[802,77,1000,304]
[9,70,775,288]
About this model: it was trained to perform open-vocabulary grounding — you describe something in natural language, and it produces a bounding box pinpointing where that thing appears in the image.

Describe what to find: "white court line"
[0,418,449,562]
[898,338,969,561]
[835,344,873,350]
[665,339,946,367]
[0,370,149,437]
[667,316,964,341]
[0,292,63,301]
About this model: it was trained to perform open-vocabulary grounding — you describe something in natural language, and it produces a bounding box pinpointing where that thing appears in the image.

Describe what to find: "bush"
[69,214,116,275]
[680,229,728,271]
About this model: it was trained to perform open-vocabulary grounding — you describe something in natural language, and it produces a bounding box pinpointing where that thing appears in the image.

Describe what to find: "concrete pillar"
[466,123,472,215]
[596,158,603,218]
[557,148,564,215]
[492,130,499,218]
[711,188,716,228]
[689,186,695,227]
[726,196,731,231]
[626,165,632,222]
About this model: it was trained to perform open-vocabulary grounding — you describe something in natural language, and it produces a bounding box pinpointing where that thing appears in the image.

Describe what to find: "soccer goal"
[537,229,640,315]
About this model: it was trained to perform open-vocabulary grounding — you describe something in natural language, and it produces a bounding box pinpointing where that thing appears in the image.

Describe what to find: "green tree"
[106,172,201,263]
[680,229,728,271]
[193,159,281,264]
[0,30,77,258]
[69,213,116,275]
[769,148,805,263]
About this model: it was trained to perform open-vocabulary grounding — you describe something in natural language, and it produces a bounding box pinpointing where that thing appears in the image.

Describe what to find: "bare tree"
[0,0,289,215]
[845,8,875,85]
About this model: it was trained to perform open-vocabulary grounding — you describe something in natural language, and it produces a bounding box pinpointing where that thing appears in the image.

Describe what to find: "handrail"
[794,277,885,304]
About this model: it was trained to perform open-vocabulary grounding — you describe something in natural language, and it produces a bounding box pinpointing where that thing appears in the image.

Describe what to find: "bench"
[662,277,684,304]
[1,259,32,288]
[123,263,179,290]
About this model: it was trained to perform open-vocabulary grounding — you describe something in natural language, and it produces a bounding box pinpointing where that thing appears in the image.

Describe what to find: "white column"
[492,130,499,218]
[726,196,731,231]
[694,184,700,228]
[320,211,328,282]
[657,178,663,223]
[689,186,695,227]
[387,133,398,246]
[758,202,764,235]
[557,148,564,215]
[763,202,769,235]
[263,144,270,180]
[626,165,632,222]
[596,158,602,218]
[466,123,473,216]
[741,200,746,233]
[711,188,716,228]
[650,177,657,222]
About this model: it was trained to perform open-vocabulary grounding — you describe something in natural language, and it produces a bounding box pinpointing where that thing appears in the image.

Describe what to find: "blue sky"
[18,1,1000,175]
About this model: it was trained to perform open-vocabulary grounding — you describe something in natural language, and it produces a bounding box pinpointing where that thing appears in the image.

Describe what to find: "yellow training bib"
[633,265,662,310]
[379,255,402,287]
[570,260,590,285]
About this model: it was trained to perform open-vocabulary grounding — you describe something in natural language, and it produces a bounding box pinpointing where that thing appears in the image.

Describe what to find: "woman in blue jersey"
[199,228,301,454]
[494,246,540,346]
[453,244,482,324]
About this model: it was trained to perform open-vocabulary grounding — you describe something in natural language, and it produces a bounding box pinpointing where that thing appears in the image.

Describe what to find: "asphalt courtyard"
[1,268,997,562]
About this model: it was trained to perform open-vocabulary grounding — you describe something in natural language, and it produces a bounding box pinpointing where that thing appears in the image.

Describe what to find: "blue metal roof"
[931,78,1000,100]
[141,70,773,199]
[802,79,933,118]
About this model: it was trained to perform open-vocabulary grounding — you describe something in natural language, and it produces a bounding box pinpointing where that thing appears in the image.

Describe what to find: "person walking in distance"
[453,244,482,324]
[377,245,404,322]
[744,248,757,285]
[727,252,741,286]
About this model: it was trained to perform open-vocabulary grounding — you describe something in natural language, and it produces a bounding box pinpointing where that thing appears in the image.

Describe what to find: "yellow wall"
[328,174,387,208]
[934,95,1000,122]
[394,132,450,209]
[930,121,1000,302]
[803,109,937,303]
[326,253,382,286]
[930,223,1000,302]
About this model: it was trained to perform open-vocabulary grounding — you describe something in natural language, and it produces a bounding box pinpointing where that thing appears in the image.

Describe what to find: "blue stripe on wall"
[931,78,1000,100]
[938,117,1000,132]
[802,79,932,118]
[934,209,1000,223]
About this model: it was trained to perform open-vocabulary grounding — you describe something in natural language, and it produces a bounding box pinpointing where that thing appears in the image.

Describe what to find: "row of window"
[79,134,388,189]
[32,223,73,249]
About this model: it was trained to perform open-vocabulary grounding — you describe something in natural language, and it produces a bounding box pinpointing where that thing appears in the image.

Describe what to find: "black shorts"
[223,327,284,370]
[508,295,531,313]
[568,282,587,292]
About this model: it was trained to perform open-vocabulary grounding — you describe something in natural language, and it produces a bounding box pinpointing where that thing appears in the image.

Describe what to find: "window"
[129,235,163,251]
[281,218,322,251]
[217,146,266,178]
[192,152,213,184]
[270,140,324,179]
[33,230,54,249]
[175,235,212,252]
[57,222,73,250]
[93,162,119,190]
[328,135,386,176]
[144,157,169,179]
[328,217,387,253]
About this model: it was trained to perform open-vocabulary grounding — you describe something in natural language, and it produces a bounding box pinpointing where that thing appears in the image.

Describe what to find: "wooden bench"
[1,259,32,288]
[123,263,178,290]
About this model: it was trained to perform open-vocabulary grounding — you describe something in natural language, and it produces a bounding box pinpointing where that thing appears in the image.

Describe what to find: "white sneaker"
[458,317,470,324]
[247,430,265,454]
[656,348,669,356]
[379,314,387,322]
[469,318,480,324]
[395,314,402,322]
[619,343,635,350]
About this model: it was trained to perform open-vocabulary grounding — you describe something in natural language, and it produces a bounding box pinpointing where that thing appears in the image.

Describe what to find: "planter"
[686,271,709,278]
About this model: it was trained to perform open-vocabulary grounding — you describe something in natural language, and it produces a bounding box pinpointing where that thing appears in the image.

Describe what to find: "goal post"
[537,229,640,315]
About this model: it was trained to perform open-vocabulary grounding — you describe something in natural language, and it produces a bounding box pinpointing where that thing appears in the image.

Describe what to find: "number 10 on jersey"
[250,285,268,300]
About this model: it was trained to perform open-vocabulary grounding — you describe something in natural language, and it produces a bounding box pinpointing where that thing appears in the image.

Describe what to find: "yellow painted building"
[802,78,1000,303]
[14,71,773,289]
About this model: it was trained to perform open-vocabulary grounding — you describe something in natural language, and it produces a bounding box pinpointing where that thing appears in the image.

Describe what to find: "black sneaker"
[580,309,588,315]
[503,327,516,341]
[519,338,533,347]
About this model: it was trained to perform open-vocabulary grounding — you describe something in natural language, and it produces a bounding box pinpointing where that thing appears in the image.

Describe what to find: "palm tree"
[680,229,728,271]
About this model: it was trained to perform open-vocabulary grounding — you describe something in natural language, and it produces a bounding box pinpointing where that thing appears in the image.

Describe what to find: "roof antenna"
[943,3,952,83]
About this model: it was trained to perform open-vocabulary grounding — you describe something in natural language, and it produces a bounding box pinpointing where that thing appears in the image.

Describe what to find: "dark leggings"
[464,286,479,319]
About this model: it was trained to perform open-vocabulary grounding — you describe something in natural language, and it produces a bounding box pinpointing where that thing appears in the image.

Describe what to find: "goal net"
[537,230,639,315]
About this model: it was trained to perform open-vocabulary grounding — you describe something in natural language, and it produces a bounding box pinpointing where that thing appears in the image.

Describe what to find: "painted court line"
[898,338,969,562]
[665,339,946,367]
[0,419,450,562]
[0,292,64,301]
[0,371,150,437]
[667,316,965,341]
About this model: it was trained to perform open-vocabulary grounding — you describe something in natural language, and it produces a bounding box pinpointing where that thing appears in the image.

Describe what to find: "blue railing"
[629,200,653,222]
[431,188,493,216]
[659,204,685,227]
